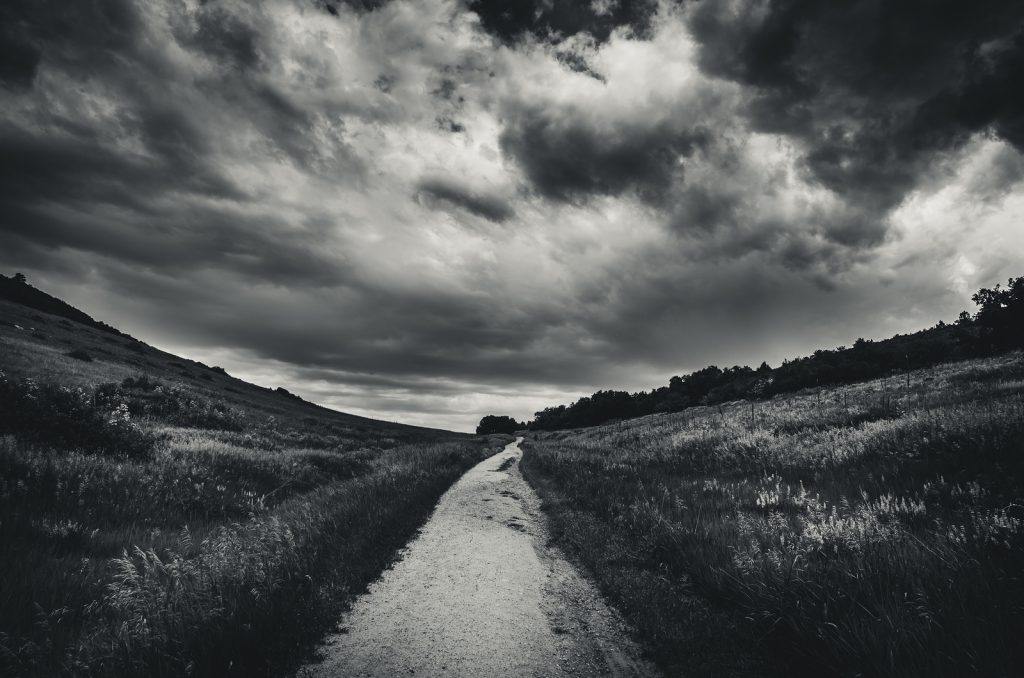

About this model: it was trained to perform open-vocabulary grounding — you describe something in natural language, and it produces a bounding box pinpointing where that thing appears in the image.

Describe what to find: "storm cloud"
[688,0,1024,233]
[417,176,515,222]
[499,102,709,204]
[469,0,658,45]
[1,0,1023,430]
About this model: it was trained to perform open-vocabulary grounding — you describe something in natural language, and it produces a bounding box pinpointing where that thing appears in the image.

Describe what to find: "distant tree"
[972,276,1024,350]
[12,272,26,284]
[476,415,521,435]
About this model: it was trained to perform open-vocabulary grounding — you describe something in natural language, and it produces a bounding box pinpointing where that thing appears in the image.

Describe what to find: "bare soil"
[299,438,659,678]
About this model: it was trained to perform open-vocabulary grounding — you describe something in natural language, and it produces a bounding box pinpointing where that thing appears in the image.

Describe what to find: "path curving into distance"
[299,438,659,678]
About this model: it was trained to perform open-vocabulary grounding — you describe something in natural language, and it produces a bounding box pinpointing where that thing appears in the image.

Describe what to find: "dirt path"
[299,438,659,678]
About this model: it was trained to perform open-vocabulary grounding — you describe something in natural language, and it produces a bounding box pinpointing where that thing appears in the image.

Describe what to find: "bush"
[119,375,246,431]
[65,349,93,362]
[0,372,153,457]
[121,375,159,392]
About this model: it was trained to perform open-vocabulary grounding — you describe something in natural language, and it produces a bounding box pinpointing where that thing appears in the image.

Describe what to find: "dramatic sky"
[2,0,1023,431]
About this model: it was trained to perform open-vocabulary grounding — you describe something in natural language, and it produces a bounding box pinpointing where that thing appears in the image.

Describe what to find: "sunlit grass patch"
[522,352,1024,677]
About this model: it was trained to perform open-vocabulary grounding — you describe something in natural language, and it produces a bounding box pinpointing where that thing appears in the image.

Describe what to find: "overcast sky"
[2,0,1023,431]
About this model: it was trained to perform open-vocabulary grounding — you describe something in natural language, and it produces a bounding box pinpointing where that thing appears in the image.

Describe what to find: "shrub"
[119,375,246,431]
[0,372,153,457]
[121,375,159,392]
[65,349,93,362]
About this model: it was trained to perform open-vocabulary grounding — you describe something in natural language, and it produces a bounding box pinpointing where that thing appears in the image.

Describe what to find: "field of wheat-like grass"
[0,368,502,677]
[522,352,1024,677]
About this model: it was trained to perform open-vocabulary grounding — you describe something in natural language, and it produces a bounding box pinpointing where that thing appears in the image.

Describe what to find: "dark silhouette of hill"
[0,272,129,337]
[526,276,1024,431]
[0,272,461,441]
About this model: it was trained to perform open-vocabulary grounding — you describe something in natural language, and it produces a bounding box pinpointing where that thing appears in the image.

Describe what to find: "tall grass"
[0,370,499,676]
[522,353,1024,677]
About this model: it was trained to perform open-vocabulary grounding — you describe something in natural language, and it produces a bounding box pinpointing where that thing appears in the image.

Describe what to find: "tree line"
[517,276,1024,432]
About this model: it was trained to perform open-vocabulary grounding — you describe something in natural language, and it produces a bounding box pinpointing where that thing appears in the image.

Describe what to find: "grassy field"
[522,352,1024,677]
[0,299,504,677]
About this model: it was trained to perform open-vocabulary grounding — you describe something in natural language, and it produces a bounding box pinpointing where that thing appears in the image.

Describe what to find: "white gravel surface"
[299,437,660,678]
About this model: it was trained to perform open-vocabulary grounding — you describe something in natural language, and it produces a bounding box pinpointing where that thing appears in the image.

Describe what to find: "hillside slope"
[0,273,454,447]
[522,352,1024,677]
[527,276,1023,432]
[0,277,503,678]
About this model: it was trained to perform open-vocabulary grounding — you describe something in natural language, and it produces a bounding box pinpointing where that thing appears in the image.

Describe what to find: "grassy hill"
[522,352,1024,677]
[526,276,1024,432]
[0,279,506,677]
[0,274,455,447]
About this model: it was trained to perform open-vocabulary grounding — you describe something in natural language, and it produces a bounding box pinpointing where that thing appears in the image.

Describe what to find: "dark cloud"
[469,0,657,45]
[688,0,1024,218]
[0,1,243,208]
[432,78,459,101]
[554,51,606,82]
[2,0,144,76]
[0,201,351,288]
[192,4,265,70]
[492,0,1024,276]
[435,116,466,133]
[316,0,389,14]
[0,0,369,288]
[0,22,40,90]
[417,176,515,222]
[499,103,709,204]
[669,184,742,234]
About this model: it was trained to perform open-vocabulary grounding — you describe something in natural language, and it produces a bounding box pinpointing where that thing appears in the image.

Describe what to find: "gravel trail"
[300,437,659,678]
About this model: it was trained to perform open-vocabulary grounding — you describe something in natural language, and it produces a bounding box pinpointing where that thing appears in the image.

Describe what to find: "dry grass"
[0,431,498,677]
[522,352,1024,677]
[0,301,502,677]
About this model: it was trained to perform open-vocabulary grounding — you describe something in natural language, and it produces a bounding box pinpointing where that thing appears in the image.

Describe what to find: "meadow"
[0,299,503,677]
[522,352,1024,677]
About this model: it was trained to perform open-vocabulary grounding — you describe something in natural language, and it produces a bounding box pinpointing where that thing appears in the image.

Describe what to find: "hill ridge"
[0,272,456,436]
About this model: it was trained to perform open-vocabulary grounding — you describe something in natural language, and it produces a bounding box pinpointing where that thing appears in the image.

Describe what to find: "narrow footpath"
[300,437,659,678]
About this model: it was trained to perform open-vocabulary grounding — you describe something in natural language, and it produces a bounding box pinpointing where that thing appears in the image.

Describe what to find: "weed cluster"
[0,371,153,458]
[115,375,245,431]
